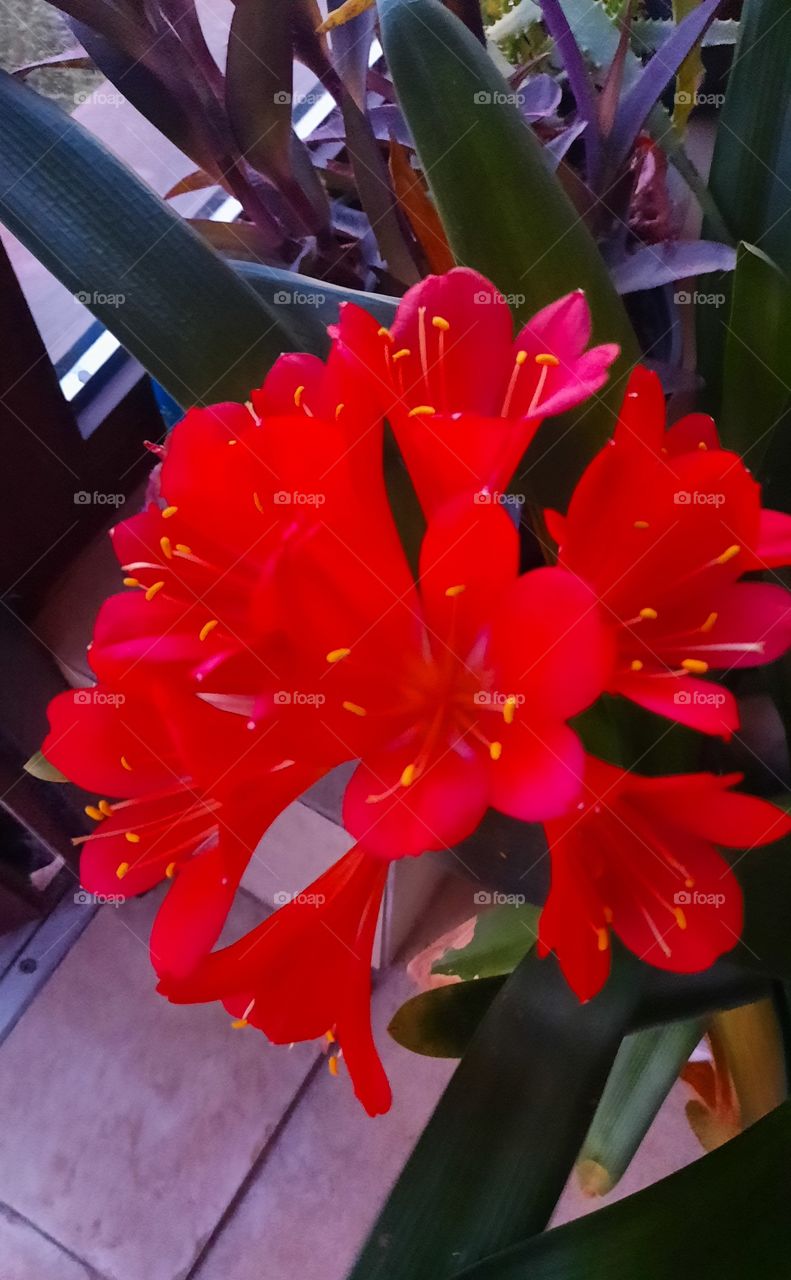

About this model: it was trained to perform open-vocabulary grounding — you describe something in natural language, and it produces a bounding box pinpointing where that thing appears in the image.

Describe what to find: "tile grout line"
[0,1198,110,1279]
[184,1053,328,1280]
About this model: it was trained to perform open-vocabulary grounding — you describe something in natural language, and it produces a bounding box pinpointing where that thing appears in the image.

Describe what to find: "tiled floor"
[0,862,704,1280]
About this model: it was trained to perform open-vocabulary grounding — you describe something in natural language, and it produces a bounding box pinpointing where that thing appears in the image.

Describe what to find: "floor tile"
[0,1204,99,1280]
[193,969,455,1280]
[0,889,318,1280]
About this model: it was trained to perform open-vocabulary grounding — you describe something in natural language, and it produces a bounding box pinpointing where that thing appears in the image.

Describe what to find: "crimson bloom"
[538,756,791,1002]
[330,267,619,516]
[546,367,791,735]
[267,495,611,859]
[42,680,316,979]
[160,845,391,1116]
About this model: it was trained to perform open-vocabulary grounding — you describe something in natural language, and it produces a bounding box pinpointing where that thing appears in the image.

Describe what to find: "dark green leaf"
[0,72,322,406]
[24,751,68,784]
[351,951,639,1279]
[432,903,540,981]
[457,1100,791,1279]
[388,976,505,1057]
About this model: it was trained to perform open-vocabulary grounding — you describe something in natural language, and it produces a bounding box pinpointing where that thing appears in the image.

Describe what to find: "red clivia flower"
[160,845,392,1117]
[268,495,611,859]
[538,756,791,1001]
[329,267,619,516]
[42,681,317,979]
[546,367,791,735]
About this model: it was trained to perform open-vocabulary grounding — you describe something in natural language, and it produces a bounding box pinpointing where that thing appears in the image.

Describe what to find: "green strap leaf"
[576,1019,704,1196]
[432,903,541,981]
[351,951,640,1279]
[457,1100,791,1278]
[0,71,323,406]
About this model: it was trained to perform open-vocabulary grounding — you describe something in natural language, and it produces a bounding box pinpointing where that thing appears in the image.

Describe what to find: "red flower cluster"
[42,269,791,1115]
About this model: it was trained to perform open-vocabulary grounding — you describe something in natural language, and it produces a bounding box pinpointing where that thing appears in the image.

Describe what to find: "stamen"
[392,348,410,362]
[253,491,264,513]
[596,927,609,952]
[99,800,113,817]
[701,612,718,633]
[674,907,688,929]
[639,607,658,621]
[535,352,560,367]
[503,696,518,725]
[85,805,104,822]
[418,305,429,389]
[116,862,130,880]
[125,832,141,844]
[199,619,219,642]
[698,441,708,451]
[432,316,450,331]
[716,544,741,565]
[633,520,649,530]
[501,350,528,417]
[160,536,173,560]
[400,763,417,787]
[377,326,393,343]
[328,1056,340,1077]
[681,658,709,674]
[342,701,367,717]
[120,756,132,771]
[162,506,178,519]
[326,647,351,663]
[175,543,192,555]
[165,862,177,879]
[145,581,165,601]
[489,741,502,761]
[445,584,466,598]
[335,403,344,419]
[630,659,644,672]
[408,405,436,417]
[231,997,256,1029]
[123,576,140,588]
[294,385,305,408]
[227,439,237,446]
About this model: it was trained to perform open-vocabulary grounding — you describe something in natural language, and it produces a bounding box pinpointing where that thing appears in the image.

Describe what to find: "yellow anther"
[294,385,305,408]
[444,584,466,598]
[165,862,177,879]
[325,1029,336,1044]
[432,316,450,331]
[335,403,344,419]
[701,612,718,633]
[253,491,264,513]
[85,805,104,822]
[400,763,417,787]
[392,348,410,362]
[162,505,178,519]
[633,520,650,530]
[408,405,436,417]
[489,741,502,761]
[681,658,709,674]
[597,927,609,952]
[503,695,518,725]
[535,353,560,367]
[674,907,688,930]
[698,441,708,450]
[125,832,141,844]
[199,619,219,642]
[639,607,658,621]
[630,660,644,672]
[120,755,132,772]
[326,647,351,663]
[716,544,741,565]
[515,350,528,366]
[377,326,393,342]
[99,800,113,817]
[227,439,238,446]
[231,1018,249,1030]
[116,862,130,880]
[145,581,165,601]
[159,535,173,559]
[342,701,367,718]
[328,1056,340,1077]
[685,877,694,889]
[123,576,140,588]
[175,543,192,555]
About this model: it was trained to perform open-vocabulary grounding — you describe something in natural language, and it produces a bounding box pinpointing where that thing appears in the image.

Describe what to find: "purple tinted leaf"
[159,0,224,97]
[609,239,737,294]
[544,119,586,168]
[537,0,601,184]
[341,96,420,285]
[608,0,723,175]
[226,0,293,183]
[326,0,376,108]
[518,73,562,122]
[311,103,413,146]
[13,47,90,76]
[291,0,342,98]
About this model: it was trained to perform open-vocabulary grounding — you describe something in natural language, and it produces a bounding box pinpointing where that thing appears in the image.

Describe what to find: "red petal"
[490,722,585,822]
